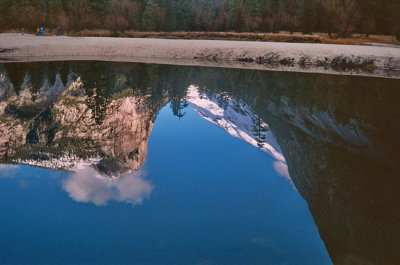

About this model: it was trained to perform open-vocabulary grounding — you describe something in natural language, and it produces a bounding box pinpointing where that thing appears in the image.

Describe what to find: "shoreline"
[1,33,400,79]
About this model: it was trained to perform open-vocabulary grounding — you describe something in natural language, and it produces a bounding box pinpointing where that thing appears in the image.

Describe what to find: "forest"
[0,0,399,39]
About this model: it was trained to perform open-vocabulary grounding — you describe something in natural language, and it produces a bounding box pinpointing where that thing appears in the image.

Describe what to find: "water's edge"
[1,35,400,79]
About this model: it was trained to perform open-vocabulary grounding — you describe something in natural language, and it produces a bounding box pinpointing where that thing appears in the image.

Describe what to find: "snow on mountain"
[186,85,290,180]
[14,153,101,172]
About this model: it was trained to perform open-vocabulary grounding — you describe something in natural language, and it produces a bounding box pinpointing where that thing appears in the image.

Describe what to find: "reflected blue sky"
[0,103,331,265]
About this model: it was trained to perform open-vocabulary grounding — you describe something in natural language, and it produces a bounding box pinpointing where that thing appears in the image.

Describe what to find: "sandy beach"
[1,33,400,78]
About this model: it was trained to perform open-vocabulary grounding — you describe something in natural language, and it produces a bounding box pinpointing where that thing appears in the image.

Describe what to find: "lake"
[0,62,399,265]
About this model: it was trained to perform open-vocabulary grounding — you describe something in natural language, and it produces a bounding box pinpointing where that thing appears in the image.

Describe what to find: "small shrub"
[395,28,400,41]
[365,62,377,73]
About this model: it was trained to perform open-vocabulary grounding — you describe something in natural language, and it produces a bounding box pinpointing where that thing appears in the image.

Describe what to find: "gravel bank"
[1,33,400,78]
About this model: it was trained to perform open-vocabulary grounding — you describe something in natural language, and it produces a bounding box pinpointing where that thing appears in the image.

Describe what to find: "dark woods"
[0,0,399,39]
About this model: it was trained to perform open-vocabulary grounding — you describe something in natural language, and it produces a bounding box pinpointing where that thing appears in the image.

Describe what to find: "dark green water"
[0,62,399,265]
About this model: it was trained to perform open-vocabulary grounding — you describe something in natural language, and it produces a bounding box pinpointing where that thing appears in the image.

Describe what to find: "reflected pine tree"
[3,62,62,96]
[46,62,59,87]
[73,61,113,124]
[26,63,47,99]
[2,62,64,119]
[251,116,268,148]
[3,63,27,94]
[53,61,71,87]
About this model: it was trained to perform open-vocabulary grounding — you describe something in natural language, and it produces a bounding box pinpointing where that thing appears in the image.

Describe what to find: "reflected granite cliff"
[191,69,400,265]
[0,62,182,177]
[1,62,400,264]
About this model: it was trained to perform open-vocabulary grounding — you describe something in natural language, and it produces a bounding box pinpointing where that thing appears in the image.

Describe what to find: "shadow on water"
[1,61,399,265]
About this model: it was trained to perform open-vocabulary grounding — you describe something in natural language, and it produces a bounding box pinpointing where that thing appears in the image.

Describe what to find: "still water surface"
[0,62,399,265]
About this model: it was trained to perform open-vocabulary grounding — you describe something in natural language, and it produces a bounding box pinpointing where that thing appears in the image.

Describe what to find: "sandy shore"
[1,33,400,78]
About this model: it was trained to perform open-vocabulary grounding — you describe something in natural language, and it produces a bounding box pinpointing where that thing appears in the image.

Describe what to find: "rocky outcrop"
[0,68,162,178]
[50,78,155,176]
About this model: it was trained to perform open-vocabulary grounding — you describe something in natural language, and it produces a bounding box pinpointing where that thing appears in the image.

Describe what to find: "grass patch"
[111,88,133,100]
[2,29,400,45]
[74,30,400,45]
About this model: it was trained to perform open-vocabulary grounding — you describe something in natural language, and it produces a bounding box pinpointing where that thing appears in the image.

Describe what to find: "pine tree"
[299,0,315,34]
[0,0,11,27]
[88,0,111,24]
[176,0,192,30]
[357,0,377,37]
[142,0,156,31]
[176,8,187,30]
[229,0,243,31]
[248,0,262,17]
[165,0,177,31]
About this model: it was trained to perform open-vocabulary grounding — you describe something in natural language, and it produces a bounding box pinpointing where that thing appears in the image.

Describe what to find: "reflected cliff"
[1,62,400,264]
[0,62,279,178]
[190,69,400,265]
[0,62,189,177]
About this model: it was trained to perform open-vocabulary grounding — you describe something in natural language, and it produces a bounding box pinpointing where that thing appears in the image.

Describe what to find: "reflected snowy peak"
[186,85,290,180]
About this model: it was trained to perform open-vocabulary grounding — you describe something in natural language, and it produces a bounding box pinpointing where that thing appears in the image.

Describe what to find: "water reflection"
[0,63,159,177]
[186,85,290,181]
[0,164,19,178]
[1,61,400,264]
[63,167,153,206]
[0,62,283,178]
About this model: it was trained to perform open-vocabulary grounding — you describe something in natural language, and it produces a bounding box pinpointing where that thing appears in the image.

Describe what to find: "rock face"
[0,65,160,178]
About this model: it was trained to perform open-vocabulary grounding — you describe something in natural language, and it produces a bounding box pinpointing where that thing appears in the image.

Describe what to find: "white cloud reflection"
[273,161,296,189]
[273,161,290,180]
[62,166,153,206]
[0,164,20,178]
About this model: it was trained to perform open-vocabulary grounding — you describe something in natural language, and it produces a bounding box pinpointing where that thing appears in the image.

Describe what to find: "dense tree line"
[0,0,399,38]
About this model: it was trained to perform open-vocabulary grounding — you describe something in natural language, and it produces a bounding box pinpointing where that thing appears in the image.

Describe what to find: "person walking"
[21,28,24,36]
[56,27,61,36]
